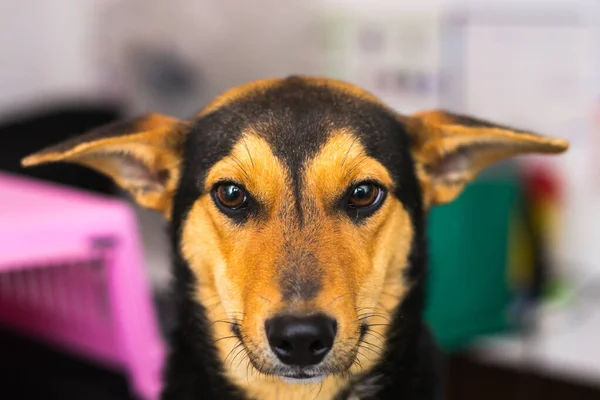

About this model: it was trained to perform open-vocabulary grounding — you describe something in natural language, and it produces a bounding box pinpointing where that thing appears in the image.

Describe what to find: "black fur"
[161,77,443,399]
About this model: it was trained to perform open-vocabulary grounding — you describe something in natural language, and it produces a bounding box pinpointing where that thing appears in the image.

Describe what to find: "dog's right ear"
[403,110,569,207]
[22,113,187,216]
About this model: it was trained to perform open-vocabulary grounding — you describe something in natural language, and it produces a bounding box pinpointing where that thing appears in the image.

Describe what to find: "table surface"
[470,298,600,388]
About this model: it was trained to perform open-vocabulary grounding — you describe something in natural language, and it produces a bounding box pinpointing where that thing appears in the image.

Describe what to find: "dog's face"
[23,77,567,393]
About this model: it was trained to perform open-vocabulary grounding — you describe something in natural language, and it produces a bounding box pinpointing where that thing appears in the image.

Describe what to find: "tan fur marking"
[205,134,288,209]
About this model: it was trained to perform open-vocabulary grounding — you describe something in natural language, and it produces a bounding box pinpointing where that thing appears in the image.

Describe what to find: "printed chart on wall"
[317,4,441,114]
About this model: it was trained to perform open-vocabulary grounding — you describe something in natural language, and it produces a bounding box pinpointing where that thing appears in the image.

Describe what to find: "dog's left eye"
[214,183,248,210]
[345,181,385,220]
[349,183,379,208]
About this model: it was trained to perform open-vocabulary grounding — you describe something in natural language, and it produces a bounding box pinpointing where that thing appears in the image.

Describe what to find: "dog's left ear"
[22,113,187,215]
[405,109,569,206]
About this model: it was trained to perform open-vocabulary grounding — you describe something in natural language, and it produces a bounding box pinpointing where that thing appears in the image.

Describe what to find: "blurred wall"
[0,0,319,119]
[0,0,116,118]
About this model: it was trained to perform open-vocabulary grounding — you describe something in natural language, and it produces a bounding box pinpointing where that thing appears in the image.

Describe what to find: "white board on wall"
[442,1,600,279]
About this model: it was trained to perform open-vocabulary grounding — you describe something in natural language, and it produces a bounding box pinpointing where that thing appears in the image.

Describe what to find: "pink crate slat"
[0,265,119,366]
[104,207,166,400]
[0,299,122,367]
[0,172,166,400]
[0,238,92,271]
[0,260,116,338]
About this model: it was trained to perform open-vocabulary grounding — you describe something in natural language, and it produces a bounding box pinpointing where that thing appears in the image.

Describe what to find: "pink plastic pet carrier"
[0,172,166,399]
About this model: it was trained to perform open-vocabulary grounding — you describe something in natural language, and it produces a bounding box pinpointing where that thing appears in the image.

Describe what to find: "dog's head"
[23,77,567,390]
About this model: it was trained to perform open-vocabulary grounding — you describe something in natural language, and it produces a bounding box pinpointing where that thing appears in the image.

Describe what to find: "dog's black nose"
[265,314,336,366]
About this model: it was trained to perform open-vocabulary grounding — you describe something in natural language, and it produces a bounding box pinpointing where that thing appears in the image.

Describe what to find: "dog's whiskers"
[362,323,390,328]
[356,306,389,313]
[363,329,386,340]
[357,312,390,322]
[351,353,366,374]
[341,135,361,166]
[230,344,248,370]
[213,335,239,344]
[355,348,374,363]
[326,292,349,307]
[359,340,385,356]
[224,341,245,365]
[248,287,273,304]
[208,319,241,330]
[246,356,254,384]
[313,380,325,400]
[236,349,251,370]
[229,153,251,181]
[242,138,255,168]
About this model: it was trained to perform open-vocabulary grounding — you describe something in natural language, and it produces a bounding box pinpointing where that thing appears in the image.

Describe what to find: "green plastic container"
[424,165,520,351]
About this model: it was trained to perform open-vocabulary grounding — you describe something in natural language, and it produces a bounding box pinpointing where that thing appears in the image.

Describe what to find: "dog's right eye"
[213,183,248,210]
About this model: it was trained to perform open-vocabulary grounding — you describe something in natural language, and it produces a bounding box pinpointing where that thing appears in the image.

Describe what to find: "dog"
[23,76,568,400]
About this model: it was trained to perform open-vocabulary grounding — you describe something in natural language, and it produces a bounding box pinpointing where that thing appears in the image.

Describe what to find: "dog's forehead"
[197,76,384,118]
[183,76,412,186]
